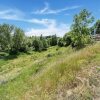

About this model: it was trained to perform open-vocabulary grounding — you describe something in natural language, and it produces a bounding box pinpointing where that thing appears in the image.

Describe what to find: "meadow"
[0,42,100,100]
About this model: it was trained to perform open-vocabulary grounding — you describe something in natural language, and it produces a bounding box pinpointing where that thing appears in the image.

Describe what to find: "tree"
[50,34,57,46]
[0,24,14,50]
[63,32,72,46]
[40,34,44,40]
[33,38,43,51]
[42,39,48,50]
[10,28,26,54]
[26,37,33,47]
[94,20,100,34]
[46,38,51,47]
[70,9,94,48]
[58,38,64,47]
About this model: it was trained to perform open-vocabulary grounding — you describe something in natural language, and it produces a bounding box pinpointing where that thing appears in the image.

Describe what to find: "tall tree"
[63,32,72,46]
[58,38,64,47]
[10,28,26,54]
[70,9,94,48]
[33,38,43,51]
[0,24,14,50]
[42,39,48,50]
[51,34,57,46]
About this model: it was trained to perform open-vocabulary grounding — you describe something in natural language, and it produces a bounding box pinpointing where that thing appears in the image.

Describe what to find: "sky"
[0,0,100,37]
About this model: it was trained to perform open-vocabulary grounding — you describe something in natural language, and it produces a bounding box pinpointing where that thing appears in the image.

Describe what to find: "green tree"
[40,34,44,40]
[51,34,57,46]
[58,38,64,47]
[0,24,14,50]
[33,38,43,51]
[70,9,94,48]
[63,32,72,46]
[10,28,26,54]
[42,39,48,50]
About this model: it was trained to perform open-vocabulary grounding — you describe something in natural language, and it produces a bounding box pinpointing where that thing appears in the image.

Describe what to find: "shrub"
[58,38,64,47]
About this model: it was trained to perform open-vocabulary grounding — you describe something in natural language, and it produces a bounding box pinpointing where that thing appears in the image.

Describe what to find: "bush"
[33,39,43,51]
[9,48,19,55]
[58,38,64,47]
[57,51,62,55]
[50,35,57,46]
[63,33,72,46]
[47,53,53,57]
[42,39,48,50]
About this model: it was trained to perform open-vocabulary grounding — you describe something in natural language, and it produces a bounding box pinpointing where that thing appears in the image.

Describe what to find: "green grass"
[0,43,100,100]
[0,46,73,100]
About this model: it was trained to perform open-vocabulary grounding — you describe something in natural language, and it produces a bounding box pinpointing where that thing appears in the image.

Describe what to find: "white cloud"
[39,2,49,14]
[27,18,56,27]
[0,9,56,27]
[0,9,24,20]
[0,8,70,37]
[26,19,70,37]
[33,2,80,15]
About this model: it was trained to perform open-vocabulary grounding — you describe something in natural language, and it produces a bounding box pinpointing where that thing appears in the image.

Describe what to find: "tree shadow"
[0,53,6,59]
[4,55,18,60]
[0,53,18,61]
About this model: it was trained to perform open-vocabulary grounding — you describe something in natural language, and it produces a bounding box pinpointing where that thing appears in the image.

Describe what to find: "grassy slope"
[0,42,100,100]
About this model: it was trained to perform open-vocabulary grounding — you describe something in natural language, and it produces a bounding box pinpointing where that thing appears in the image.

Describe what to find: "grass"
[27,42,100,100]
[0,42,100,100]
[0,46,73,100]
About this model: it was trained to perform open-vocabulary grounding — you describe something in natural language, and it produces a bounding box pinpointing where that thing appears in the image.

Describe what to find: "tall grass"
[24,42,100,100]
[0,46,73,100]
[0,42,100,100]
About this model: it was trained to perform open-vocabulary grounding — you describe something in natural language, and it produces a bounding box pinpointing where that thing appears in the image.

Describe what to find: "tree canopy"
[0,9,99,54]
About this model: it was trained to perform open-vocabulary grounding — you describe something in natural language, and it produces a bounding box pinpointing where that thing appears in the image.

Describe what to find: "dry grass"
[22,42,100,100]
[0,42,100,100]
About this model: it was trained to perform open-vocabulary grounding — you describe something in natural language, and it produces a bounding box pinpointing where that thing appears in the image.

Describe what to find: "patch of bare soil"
[56,66,100,100]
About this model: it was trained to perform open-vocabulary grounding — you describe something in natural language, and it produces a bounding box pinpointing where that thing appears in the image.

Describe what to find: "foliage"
[50,34,58,46]
[58,38,64,47]
[42,39,48,50]
[0,42,99,100]
[70,9,94,48]
[33,38,43,51]
[0,24,14,50]
[63,32,72,46]
[94,20,100,34]
[10,28,27,54]
[0,9,98,54]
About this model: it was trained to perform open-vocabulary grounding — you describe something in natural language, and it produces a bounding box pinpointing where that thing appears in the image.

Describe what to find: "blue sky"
[0,0,100,36]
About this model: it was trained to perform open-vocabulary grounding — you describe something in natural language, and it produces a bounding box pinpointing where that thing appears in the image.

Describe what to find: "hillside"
[0,42,100,100]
